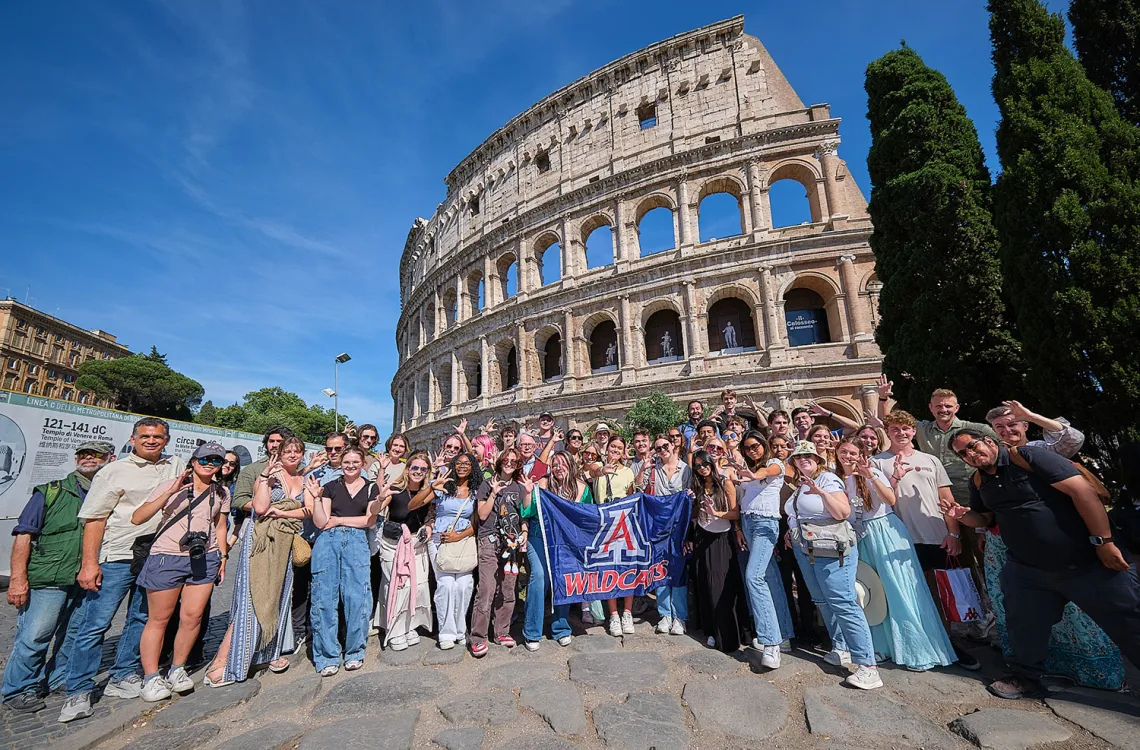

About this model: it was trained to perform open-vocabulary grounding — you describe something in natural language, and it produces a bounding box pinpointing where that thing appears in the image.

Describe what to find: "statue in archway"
[722,320,738,349]
[661,330,675,358]
[604,341,617,366]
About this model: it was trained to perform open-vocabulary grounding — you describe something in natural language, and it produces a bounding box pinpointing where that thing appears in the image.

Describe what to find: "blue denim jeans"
[740,515,794,645]
[311,527,372,671]
[655,584,689,621]
[2,586,83,700]
[793,543,875,666]
[524,523,571,642]
[738,545,796,641]
[64,561,147,696]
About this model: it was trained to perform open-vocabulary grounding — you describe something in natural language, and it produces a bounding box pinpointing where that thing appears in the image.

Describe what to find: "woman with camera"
[131,442,230,702]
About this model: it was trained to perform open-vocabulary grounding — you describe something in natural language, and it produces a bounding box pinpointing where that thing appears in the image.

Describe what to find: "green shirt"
[915,418,997,504]
[521,485,594,519]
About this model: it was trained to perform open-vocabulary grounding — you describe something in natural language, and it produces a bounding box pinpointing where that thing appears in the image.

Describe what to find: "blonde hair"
[930,388,958,401]
[883,409,917,429]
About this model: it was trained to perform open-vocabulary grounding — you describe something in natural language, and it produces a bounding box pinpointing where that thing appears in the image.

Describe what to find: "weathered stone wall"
[393,16,882,444]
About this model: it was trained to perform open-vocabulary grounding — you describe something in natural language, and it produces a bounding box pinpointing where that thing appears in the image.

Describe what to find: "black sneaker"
[5,693,46,713]
[954,644,981,671]
[987,675,1048,700]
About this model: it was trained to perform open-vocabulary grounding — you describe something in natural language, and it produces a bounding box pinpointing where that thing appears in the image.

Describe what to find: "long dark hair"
[741,430,771,471]
[444,451,483,496]
[495,448,524,482]
[220,451,241,483]
[180,457,227,506]
[690,449,728,511]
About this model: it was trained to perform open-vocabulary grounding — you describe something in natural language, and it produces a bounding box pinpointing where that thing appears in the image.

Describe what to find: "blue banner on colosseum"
[535,489,690,606]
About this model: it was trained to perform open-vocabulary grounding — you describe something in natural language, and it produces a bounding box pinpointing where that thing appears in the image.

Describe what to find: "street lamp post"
[333,352,351,431]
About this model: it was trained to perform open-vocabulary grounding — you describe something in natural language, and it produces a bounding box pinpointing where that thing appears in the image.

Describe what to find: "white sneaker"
[846,664,884,690]
[823,649,851,667]
[524,641,541,652]
[669,618,685,636]
[557,636,573,647]
[389,636,408,652]
[780,639,792,653]
[103,674,143,699]
[140,675,172,703]
[608,613,623,637]
[706,636,716,648]
[406,632,421,646]
[621,611,635,634]
[656,616,673,634]
[438,639,455,651]
[751,637,764,651]
[761,645,782,669]
[167,666,194,694]
[58,693,93,723]
[455,635,467,647]
[318,666,339,677]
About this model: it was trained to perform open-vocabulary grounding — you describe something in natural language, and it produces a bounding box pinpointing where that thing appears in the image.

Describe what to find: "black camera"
[181,530,209,560]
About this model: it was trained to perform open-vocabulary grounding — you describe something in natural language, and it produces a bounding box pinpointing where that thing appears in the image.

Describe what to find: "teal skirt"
[859,514,955,670]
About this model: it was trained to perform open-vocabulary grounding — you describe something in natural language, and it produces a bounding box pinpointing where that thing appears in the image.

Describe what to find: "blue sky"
[0,0,1067,435]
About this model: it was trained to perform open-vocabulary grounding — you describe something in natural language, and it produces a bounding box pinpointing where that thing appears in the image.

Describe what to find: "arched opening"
[423,305,435,342]
[536,235,561,286]
[588,320,619,372]
[503,346,519,390]
[542,333,563,381]
[637,206,675,256]
[707,297,757,352]
[644,310,684,363]
[698,192,745,242]
[437,362,453,406]
[23,380,36,394]
[409,320,421,351]
[582,218,615,270]
[497,253,518,301]
[466,272,484,315]
[442,289,458,328]
[463,355,482,401]
[768,162,823,225]
[416,376,430,416]
[784,287,834,347]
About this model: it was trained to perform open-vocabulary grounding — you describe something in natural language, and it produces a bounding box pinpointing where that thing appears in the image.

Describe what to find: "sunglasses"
[196,457,224,467]
[501,458,519,466]
[743,443,763,452]
[408,466,428,474]
[76,450,107,459]
[454,460,473,467]
[707,446,724,453]
[654,444,670,452]
[569,435,583,441]
[954,439,986,459]
[694,462,711,470]
[582,453,599,460]
[325,446,344,453]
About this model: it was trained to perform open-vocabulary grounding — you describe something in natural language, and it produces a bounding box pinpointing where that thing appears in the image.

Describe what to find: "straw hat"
[855,561,888,627]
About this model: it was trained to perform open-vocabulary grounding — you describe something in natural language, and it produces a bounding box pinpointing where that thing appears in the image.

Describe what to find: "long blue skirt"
[859,514,955,670]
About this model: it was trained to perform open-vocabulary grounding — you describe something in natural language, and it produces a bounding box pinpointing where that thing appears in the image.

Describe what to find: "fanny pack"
[381,520,405,540]
[789,487,856,565]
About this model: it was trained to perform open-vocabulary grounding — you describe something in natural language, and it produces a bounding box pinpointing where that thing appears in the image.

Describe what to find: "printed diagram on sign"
[0,413,27,498]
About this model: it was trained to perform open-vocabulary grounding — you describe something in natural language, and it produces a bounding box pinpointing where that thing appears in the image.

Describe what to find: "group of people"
[4,382,1140,722]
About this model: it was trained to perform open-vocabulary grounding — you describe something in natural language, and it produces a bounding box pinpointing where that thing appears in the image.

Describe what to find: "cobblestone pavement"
[4,571,1140,749]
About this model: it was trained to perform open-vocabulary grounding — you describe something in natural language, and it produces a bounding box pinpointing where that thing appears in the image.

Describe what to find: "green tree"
[624,392,686,439]
[142,346,168,365]
[76,354,203,420]
[1069,0,1140,126]
[865,45,1022,417]
[196,387,346,444]
[990,0,1140,448]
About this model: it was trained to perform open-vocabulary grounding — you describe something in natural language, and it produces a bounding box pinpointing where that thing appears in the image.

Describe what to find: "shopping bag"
[934,565,983,623]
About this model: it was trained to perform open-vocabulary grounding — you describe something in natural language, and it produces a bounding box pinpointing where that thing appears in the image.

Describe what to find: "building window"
[6,358,16,370]
[470,195,480,216]
[69,352,78,365]
[15,319,26,329]
[64,374,74,383]
[48,369,56,379]
[61,388,73,401]
[535,150,551,173]
[36,327,46,338]
[637,102,657,130]
[32,341,44,356]
[23,380,36,394]
[72,339,79,348]
[28,364,38,375]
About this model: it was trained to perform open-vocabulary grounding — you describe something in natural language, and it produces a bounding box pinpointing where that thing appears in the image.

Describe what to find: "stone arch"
[493,338,519,392]
[422,303,435,342]
[767,160,824,225]
[581,310,620,372]
[782,273,842,347]
[697,175,747,242]
[496,250,519,301]
[436,360,453,407]
[416,374,430,417]
[642,302,685,363]
[466,268,485,315]
[535,324,564,381]
[634,193,677,256]
[707,296,757,352]
[441,287,458,328]
[461,351,482,401]
[534,231,562,286]
[580,213,615,270]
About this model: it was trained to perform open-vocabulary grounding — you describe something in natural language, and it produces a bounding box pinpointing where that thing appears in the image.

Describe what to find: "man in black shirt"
[942,429,1139,699]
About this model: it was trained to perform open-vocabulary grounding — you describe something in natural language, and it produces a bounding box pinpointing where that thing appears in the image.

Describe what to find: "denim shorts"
[136,551,221,590]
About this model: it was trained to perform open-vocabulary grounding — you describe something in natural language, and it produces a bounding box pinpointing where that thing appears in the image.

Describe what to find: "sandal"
[203,667,234,688]
[268,657,290,673]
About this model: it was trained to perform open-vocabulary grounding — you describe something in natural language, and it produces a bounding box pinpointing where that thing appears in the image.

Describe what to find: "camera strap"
[155,485,215,542]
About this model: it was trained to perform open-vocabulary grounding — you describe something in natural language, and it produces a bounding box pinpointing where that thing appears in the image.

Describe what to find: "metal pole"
[334,359,340,432]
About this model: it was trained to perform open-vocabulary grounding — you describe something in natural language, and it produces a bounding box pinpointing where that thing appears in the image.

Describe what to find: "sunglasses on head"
[196,456,224,467]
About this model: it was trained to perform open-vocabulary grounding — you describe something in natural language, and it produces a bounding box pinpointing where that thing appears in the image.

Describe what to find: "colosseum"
[392,15,883,443]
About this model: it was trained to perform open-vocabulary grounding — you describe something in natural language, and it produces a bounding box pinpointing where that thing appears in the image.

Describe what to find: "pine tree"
[864,45,1021,418]
[1069,0,1140,126]
[990,0,1140,448]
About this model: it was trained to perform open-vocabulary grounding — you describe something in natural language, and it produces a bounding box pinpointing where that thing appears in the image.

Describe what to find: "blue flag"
[536,489,691,606]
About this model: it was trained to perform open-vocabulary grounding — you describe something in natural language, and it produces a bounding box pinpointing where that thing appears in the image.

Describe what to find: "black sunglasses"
[196,457,224,467]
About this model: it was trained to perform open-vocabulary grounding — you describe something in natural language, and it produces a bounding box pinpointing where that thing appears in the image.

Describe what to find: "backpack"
[971,446,1110,503]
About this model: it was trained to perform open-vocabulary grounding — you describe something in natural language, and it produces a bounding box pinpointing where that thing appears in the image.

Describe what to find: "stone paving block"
[438,691,519,726]
[318,670,450,716]
[592,692,690,750]
[423,644,467,666]
[123,723,221,750]
[478,661,564,690]
[380,640,430,666]
[683,677,787,741]
[884,665,991,705]
[299,710,418,750]
[248,673,322,711]
[432,727,485,750]
[804,682,959,749]
[211,721,307,750]
[568,652,667,694]
[675,647,744,676]
[152,679,261,728]
[1047,690,1140,750]
[569,635,620,653]
[497,731,577,750]
[950,708,1071,750]
[520,680,587,736]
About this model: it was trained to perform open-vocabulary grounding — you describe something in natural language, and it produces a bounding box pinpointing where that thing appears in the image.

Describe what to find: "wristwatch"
[948,532,960,539]
[1089,535,1114,546]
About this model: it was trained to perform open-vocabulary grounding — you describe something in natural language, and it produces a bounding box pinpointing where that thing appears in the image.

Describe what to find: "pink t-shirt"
[145,479,230,556]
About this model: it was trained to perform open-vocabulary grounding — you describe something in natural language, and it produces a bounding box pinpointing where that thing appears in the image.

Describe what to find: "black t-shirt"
[968,445,1087,570]
[386,488,430,532]
[474,480,526,539]
[321,479,378,517]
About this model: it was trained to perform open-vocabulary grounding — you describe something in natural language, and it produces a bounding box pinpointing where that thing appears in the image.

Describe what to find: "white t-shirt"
[871,450,952,545]
[738,459,785,517]
[784,471,847,528]
[844,468,894,523]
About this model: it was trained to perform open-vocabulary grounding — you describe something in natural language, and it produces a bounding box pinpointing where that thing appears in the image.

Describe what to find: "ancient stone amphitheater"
[393,16,883,443]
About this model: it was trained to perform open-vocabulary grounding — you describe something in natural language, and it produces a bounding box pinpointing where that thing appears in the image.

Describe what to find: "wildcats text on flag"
[535,490,690,606]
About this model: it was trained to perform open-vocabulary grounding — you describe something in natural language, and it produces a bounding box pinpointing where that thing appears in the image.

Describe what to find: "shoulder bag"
[788,484,856,566]
[435,493,477,574]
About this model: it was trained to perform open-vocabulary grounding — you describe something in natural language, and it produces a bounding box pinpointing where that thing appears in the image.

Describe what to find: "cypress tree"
[1068,0,1140,126]
[865,45,1021,417]
[990,0,1140,448]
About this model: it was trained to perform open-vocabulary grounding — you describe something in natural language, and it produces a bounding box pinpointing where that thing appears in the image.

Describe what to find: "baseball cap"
[75,441,115,455]
[192,441,227,460]
[539,411,554,421]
